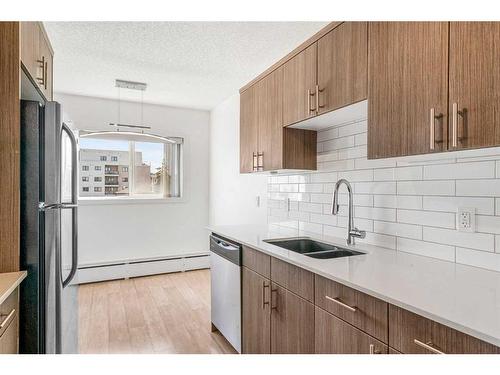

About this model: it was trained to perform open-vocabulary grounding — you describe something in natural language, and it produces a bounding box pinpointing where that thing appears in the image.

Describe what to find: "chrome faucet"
[331,179,366,245]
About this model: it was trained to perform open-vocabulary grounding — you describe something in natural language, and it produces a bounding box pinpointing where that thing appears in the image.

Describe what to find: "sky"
[79,138,164,170]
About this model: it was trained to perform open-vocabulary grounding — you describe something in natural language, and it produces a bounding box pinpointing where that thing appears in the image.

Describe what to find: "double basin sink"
[264,237,364,259]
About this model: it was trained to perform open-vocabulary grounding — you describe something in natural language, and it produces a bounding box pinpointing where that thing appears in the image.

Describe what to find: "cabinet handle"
[0,309,16,329]
[44,60,48,90]
[257,152,264,171]
[413,339,445,354]
[452,102,458,148]
[369,344,381,354]
[307,89,316,113]
[252,152,258,172]
[262,282,269,309]
[36,56,45,85]
[325,295,357,312]
[315,85,324,112]
[429,108,443,150]
[270,288,278,311]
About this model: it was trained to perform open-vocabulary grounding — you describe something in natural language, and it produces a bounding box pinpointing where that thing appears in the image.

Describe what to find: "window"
[82,165,89,171]
[82,176,89,182]
[94,187,102,192]
[100,156,107,161]
[79,134,183,199]
[82,187,89,192]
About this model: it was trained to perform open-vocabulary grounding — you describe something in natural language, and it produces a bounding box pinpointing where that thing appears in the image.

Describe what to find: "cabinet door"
[0,315,18,354]
[20,22,41,84]
[368,22,449,158]
[282,43,317,126]
[317,22,368,114]
[39,31,53,100]
[270,283,314,354]
[315,307,388,354]
[242,267,270,354]
[240,86,258,173]
[449,22,500,150]
[256,67,284,171]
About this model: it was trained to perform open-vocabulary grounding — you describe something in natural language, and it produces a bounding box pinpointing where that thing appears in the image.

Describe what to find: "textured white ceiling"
[44,22,328,110]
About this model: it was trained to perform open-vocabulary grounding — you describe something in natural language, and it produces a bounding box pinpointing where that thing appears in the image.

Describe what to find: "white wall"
[209,94,268,226]
[268,106,500,273]
[57,93,210,266]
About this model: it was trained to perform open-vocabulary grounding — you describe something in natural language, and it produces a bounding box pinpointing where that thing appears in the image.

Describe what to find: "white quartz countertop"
[207,224,500,347]
[0,271,27,305]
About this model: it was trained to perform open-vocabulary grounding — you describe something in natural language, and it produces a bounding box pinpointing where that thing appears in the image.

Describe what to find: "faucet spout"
[331,179,366,245]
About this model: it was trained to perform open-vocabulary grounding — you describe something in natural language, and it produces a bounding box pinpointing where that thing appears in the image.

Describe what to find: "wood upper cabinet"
[241,267,271,354]
[448,22,500,151]
[317,22,368,114]
[270,283,314,354]
[20,22,53,101]
[282,43,317,126]
[368,22,449,159]
[240,86,258,173]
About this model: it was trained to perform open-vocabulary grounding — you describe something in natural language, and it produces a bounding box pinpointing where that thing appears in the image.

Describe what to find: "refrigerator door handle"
[61,123,78,288]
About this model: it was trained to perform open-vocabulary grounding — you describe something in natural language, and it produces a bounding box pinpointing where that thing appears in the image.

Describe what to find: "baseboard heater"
[73,254,210,285]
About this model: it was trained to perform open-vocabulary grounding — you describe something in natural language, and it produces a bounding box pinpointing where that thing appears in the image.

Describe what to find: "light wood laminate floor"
[78,269,236,354]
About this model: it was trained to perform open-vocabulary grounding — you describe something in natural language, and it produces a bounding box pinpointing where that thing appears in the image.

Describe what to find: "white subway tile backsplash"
[456,247,500,272]
[397,209,456,229]
[423,161,496,180]
[268,118,500,271]
[423,227,495,252]
[397,238,455,262]
[397,180,455,196]
[456,180,500,197]
[422,196,495,215]
[374,221,422,240]
[355,182,397,195]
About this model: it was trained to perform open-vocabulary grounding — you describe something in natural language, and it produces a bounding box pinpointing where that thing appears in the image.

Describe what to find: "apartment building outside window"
[78,133,183,199]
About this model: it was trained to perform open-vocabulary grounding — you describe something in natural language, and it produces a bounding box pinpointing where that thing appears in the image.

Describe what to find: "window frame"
[77,131,185,205]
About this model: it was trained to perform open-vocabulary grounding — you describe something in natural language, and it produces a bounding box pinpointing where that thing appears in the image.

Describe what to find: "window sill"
[78,196,186,206]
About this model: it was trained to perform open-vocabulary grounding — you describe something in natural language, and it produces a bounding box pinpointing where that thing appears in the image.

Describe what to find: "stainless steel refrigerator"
[20,99,79,354]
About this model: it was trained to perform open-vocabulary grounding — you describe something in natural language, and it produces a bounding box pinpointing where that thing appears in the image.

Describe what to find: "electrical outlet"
[457,207,475,232]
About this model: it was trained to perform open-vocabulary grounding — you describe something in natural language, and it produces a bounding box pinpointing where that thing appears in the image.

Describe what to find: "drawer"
[0,288,18,338]
[0,312,18,354]
[315,307,388,354]
[242,246,270,278]
[315,275,388,342]
[389,304,500,354]
[271,257,314,302]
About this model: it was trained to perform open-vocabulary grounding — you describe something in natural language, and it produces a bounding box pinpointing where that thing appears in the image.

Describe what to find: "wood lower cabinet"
[389,305,500,354]
[0,288,20,354]
[270,283,314,354]
[242,267,271,354]
[448,22,500,151]
[315,307,387,354]
[368,22,449,159]
[317,22,368,114]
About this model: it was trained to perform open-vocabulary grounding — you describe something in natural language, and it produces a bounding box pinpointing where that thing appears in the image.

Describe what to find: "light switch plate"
[457,207,475,232]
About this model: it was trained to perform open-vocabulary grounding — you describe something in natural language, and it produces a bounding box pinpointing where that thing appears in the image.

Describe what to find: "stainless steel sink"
[263,237,364,259]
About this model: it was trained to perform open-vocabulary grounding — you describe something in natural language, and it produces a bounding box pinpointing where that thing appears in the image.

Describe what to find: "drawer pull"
[413,339,445,354]
[325,295,357,313]
[0,309,16,329]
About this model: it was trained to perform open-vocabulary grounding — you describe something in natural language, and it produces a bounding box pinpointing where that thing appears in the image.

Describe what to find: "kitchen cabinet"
[448,22,500,150]
[240,68,317,173]
[0,288,19,354]
[242,267,271,354]
[317,22,368,114]
[270,283,314,354]
[389,304,500,354]
[315,307,387,354]
[282,44,317,127]
[20,22,53,101]
[368,22,449,158]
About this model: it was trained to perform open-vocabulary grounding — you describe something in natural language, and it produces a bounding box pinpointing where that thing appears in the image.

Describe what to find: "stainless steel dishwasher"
[209,233,241,353]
